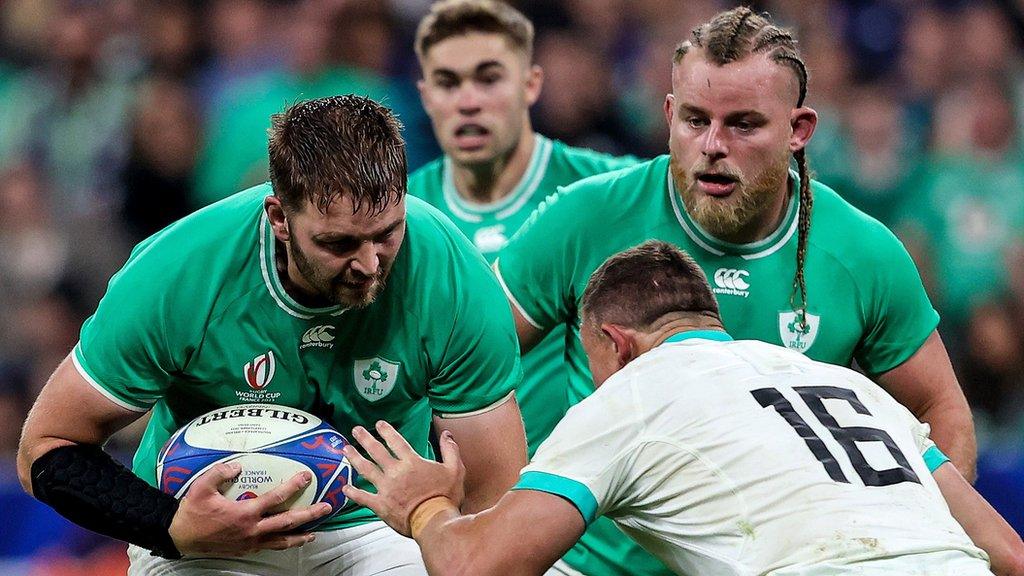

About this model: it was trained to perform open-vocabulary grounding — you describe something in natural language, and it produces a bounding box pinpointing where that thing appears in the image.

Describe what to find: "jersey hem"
[491,260,543,330]
[435,390,516,419]
[72,344,151,413]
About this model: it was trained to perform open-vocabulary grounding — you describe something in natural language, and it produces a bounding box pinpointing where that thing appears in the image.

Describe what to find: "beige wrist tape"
[409,495,458,540]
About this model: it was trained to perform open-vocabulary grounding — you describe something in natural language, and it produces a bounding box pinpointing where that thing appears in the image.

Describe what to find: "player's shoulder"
[403,195,492,275]
[547,137,641,180]
[808,177,911,265]
[406,157,445,201]
[536,155,666,220]
[125,183,267,275]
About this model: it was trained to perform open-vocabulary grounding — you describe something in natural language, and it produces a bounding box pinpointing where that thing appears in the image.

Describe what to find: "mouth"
[453,123,490,150]
[695,172,739,197]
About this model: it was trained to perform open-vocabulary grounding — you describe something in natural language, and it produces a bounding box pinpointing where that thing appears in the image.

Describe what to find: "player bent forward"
[343,241,1024,576]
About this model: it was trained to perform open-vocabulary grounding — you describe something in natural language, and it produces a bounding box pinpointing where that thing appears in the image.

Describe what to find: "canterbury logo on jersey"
[300,325,335,349]
[713,268,750,297]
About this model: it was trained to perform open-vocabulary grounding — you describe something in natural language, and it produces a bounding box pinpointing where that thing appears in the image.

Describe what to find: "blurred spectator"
[138,0,201,81]
[955,1,1018,80]
[194,0,282,113]
[811,83,924,225]
[120,76,201,243]
[192,0,429,207]
[533,31,640,154]
[0,0,135,216]
[898,75,1024,330]
[960,300,1024,435]
[0,163,70,318]
[896,4,956,139]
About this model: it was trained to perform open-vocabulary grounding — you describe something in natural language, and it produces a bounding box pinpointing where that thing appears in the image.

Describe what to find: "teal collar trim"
[663,330,733,344]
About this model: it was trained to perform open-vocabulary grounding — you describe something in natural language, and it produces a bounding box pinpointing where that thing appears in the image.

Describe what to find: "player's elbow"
[15,436,41,495]
[15,434,74,497]
[994,544,1024,576]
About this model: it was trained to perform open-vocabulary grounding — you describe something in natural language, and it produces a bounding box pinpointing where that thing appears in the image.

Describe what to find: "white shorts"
[127,521,426,576]
[545,559,587,576]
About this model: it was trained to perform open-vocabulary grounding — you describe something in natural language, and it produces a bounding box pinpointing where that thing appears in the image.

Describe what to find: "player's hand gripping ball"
[157,404,354,529]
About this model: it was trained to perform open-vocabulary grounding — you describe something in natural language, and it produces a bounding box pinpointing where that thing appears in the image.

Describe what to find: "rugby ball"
[157,404,353,528]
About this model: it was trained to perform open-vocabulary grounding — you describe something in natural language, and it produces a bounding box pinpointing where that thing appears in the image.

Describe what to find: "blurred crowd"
[1,0,1023,465]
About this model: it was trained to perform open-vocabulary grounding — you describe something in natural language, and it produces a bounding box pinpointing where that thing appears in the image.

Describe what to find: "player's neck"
[451,129,536,205]
[639,314,727,355]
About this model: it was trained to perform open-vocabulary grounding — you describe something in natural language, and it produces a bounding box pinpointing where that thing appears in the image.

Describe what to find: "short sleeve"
[512,376,641,523]
[493,188,582,332]
[423,214,523,416]
[853,225,940,375]
[74,237,203,411]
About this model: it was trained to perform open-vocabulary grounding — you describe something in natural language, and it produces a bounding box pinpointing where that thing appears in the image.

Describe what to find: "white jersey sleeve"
[512,371,642,524]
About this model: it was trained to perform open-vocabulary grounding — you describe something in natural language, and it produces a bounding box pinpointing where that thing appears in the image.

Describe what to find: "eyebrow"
[431,60,506,79]
[678,103,767,122]
[313,217,405,243]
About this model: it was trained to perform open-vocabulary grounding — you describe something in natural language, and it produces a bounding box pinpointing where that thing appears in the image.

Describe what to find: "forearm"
[917,395,977,482]
[934,464,1024,576]
[875,333,977,482]
[416,505,539,576]
[28,443,182,558]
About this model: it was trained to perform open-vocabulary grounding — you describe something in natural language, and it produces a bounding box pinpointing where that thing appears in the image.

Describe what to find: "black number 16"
[751,386,921,487]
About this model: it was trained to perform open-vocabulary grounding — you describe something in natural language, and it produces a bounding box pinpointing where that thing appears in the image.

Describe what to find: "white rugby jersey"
[514,331,991,575]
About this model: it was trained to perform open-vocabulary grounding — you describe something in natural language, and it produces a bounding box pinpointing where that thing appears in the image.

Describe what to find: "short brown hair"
[268,94,406,215]
[414,0,534,61]
[581,241,721,331]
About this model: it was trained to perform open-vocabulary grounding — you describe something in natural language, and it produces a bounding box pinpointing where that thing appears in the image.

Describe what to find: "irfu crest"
[778,311,820,353]
[353,357,400,402]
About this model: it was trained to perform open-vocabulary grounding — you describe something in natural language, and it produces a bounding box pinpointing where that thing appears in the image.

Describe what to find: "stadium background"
[0,0,1022,573]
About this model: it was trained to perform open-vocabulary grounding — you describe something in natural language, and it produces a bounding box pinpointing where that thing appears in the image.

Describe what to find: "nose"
[700,122,728,160]
[350,242,379,277]
[456,84,482,114]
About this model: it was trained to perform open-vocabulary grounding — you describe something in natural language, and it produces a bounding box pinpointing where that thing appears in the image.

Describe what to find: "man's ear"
[602,324,638,368]
[664,93,675,129]
[264,196,290,242]
[789,106,818,152]
[524,64,544,107]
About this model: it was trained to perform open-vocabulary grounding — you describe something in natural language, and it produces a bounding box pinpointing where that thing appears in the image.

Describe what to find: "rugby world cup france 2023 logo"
[237,351,282,402]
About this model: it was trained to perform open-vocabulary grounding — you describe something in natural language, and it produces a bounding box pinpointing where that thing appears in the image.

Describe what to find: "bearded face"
[665,51,811,243]
[669,147,791,239]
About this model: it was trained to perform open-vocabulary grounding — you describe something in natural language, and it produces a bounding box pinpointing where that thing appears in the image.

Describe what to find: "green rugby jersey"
[495,155,939,576]
[73,183,521,531]
[409,135,636,456]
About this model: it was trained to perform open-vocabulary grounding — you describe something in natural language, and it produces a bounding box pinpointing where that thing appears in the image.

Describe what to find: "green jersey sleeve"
[74,231,209,410]
[410,201,523,415]
[849,220,940,375]
[493,187,586,332]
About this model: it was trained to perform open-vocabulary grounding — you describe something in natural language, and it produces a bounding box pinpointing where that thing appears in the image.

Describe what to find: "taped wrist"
[31,444,182,559]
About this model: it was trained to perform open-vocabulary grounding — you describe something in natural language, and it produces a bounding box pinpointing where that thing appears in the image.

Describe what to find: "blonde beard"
[670,153,790,240]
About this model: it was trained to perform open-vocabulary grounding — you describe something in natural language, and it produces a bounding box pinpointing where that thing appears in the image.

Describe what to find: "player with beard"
[407,0,636,457]
[17,95,526,575]
[493,8,976,576]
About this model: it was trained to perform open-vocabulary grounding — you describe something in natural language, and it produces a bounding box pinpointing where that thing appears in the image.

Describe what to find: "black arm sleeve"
[30,444,183,559]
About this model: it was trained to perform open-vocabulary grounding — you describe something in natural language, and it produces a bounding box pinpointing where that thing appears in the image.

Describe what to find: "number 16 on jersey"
[752,385,921,487]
